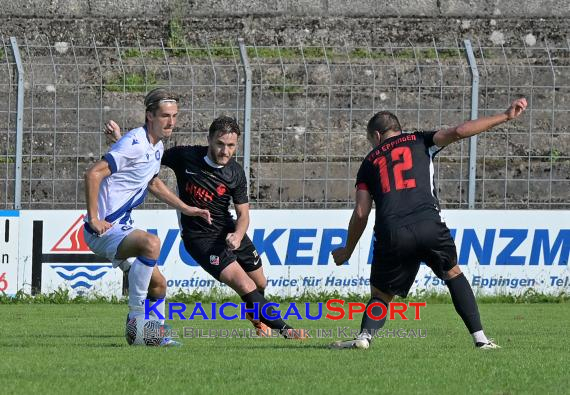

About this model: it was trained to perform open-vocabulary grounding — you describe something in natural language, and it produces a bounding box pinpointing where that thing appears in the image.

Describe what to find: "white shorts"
[83,223,137,271]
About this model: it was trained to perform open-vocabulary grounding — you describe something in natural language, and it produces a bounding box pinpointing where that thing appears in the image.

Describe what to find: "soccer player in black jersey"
[106,116,305,339]
[331,97,527,350]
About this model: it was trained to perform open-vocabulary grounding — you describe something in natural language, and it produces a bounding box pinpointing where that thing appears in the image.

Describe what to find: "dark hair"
[367,111,402,136]
[144,88,179,114]
[208,116,241,138]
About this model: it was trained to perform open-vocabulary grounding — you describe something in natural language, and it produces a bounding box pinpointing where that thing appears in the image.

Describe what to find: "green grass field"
[1,303,569,394]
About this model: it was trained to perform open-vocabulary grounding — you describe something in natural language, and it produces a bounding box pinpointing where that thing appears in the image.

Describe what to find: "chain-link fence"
[1,37,569,210]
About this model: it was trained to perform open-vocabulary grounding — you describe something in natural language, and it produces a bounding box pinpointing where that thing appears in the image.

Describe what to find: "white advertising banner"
[0,211,20,295]
[19,211,124,297]
[15,210,570,297]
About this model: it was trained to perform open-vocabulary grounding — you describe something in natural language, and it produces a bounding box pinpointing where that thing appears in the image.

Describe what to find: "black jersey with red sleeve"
[356,131,444,229]
[161,145,248,237]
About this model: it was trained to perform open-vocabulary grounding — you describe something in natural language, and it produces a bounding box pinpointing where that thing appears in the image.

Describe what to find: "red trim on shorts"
[356,182,369,191]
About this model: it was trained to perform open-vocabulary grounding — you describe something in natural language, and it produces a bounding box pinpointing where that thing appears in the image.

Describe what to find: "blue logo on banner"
[147,227,569,267]
[51,264,113,289]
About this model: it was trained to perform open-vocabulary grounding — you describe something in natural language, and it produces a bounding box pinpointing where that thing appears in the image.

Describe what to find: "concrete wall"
[1,0,569,18]
[1,0,568,209]
[0,0,568,46]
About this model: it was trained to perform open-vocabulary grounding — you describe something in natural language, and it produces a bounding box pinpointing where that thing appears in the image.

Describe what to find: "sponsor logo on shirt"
[186,182,214,202]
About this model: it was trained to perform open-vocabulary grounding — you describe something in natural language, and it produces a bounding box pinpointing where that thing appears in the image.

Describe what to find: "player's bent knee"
[147,234,161,253]
[257,278,268,291]
[142,234,161,259]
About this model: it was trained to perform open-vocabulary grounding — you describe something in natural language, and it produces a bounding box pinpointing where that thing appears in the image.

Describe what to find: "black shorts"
[182,233,262,281]
[370,219,457,297]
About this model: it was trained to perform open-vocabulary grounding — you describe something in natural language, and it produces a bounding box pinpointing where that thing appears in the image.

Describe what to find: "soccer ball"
[125,316,168,346]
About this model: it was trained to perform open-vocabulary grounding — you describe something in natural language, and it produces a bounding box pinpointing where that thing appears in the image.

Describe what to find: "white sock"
[471,330,489,344]
[127,257,156,319]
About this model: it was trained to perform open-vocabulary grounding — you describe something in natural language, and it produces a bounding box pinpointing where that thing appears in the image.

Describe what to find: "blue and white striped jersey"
[93,126,163,225]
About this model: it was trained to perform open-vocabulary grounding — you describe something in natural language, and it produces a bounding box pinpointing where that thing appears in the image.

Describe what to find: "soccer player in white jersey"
[83,88,210,346]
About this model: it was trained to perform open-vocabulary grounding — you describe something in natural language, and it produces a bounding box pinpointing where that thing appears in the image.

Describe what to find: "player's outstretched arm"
[226,203,249,250]
[433,97,527,147]
[332,189,373,266]
[84,160,113,235]
[104,120,122,143]
[148,176,212,224]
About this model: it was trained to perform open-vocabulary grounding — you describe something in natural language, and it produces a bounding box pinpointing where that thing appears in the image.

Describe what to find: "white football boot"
[330,334,370,350]
[476,339,501,349]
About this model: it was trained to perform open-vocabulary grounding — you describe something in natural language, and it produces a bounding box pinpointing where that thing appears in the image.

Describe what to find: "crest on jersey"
[210,255,220,266]
[216,184,227,196]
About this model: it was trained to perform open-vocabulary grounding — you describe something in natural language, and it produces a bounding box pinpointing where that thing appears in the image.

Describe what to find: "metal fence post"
[9,37,23,210]
[238,38,252,196]
[464,39,479,209]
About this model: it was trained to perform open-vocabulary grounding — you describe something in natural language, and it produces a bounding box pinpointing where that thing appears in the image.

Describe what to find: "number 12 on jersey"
[373,146,416,193]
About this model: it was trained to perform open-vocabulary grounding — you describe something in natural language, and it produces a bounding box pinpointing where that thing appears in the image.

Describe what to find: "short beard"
[207,147,221,165]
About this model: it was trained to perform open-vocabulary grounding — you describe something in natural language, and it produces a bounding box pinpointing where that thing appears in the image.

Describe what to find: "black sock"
[258,288,265,297]
[360,298,388,341]
[445,273,483,333]
[240,290,292,331]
